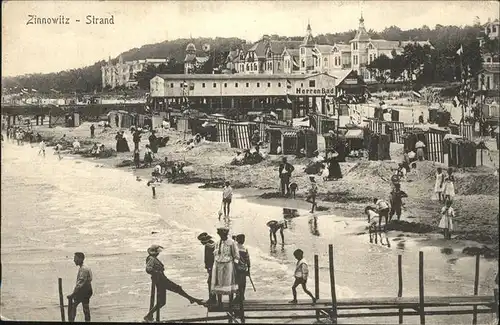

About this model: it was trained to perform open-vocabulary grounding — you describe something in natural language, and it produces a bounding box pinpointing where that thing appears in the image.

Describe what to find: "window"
[224,83,227,88]
[301,83,304,87]
[235,82,238,88]
[278,82,281,87]
[267,82,271,87]
[170,83,173,88]
[246,83,249,87]
[277,62,281,70]
[301,47,305,55]
[257,82,260,87]
[202,83,206,88]
[493,26,497,33]
[309,80,316,87]
[180,83,183,87]
[301,60,305,68]
[246,63,250,70]
[487,57,492,63]
[213,83,217,88]
[253,63,257,71]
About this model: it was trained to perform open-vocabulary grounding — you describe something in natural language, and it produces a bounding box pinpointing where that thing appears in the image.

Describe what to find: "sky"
[2,0,499,77]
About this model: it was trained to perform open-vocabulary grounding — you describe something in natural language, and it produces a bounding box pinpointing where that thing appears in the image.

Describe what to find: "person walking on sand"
[222,181,233,218]
[267,220,286,246]
[133,129,141,151]
[143,245,203,322]
[279,157,294,197]
[133,149,140,168]
[434,167,445,202]
[389,184,408,221]
[90,124,95,138]
[305,176,318,213]
[374,197,390,230]
[234,234,251,303]
[289,249,316,304]
[38,140,46,157]
[67,252,93,322]
[198,233,217,304]
[415,139,426,161]
[144,145,153,167]
[211,227,239,307]
[443,168,455,203]
[438,200,455,240]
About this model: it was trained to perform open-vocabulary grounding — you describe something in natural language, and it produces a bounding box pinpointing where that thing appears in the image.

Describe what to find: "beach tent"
[345,129,364,151]
[229,122,255,150]
[368,133,391,161]
[214,118,234,143]
[447,137,477,168]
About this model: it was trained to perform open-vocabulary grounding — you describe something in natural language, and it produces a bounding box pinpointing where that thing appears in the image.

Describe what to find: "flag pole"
[459,46,465,125]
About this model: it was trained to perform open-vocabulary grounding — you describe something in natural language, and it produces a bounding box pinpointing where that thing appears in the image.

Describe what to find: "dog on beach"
[289,182,298,199]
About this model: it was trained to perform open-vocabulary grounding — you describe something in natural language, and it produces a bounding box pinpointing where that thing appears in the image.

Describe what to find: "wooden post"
[397,255,403,324]
[67,298,73,322]
[419,251,425,325]
[314,254,320,321]
[494,288,498,319]
[472,253,480,325]
[150,277,156,311]
[156,280,161,322]
[58,278,66,322]
[328,244,338,324]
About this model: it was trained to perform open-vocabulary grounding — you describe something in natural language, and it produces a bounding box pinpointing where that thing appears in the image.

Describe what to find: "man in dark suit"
[278,157,295,196]
[198,233,216,304]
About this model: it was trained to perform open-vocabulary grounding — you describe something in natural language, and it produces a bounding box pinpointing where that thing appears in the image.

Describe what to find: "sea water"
[1,141,497,323]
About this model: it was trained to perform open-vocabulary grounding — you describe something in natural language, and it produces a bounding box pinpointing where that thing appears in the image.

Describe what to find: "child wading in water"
[439,200,455,239]
[434,167,445,202]
[305,176,318,213]
[222,181,233,218]
[289,249,316,304]
[364,206,379,243]
[147,172,161,198]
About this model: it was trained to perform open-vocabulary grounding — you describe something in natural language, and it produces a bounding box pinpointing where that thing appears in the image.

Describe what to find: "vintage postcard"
[1,1,499,323]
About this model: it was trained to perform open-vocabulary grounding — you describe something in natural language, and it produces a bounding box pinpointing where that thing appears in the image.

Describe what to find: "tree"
[367,54,392,83]
[135,65,158,90]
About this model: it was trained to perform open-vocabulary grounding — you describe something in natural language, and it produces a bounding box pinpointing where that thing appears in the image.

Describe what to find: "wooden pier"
[161,245,499,324]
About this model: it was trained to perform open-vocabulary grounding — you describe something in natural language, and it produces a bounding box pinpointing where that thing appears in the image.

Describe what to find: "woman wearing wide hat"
[211,227,239,306]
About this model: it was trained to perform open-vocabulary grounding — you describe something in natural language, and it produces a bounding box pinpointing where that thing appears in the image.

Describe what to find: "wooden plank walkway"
[207,295,496,312]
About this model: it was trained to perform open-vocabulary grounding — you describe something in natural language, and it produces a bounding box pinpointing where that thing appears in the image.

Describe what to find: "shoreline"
[10,123,499,258]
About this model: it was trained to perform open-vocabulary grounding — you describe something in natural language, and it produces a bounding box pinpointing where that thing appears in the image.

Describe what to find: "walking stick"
[248,274,256,292]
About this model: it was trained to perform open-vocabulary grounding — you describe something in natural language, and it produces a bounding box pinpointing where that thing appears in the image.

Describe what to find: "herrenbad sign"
[295,88,335,95]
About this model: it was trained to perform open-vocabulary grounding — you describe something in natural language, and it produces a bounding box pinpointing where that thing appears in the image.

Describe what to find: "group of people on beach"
[365,150,458,241]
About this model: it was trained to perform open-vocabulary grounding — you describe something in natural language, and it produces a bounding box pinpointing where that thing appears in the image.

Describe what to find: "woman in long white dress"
[438,200,455,239]
[442,168,455,203]
[434,167,445,202]
[211,227,239,306]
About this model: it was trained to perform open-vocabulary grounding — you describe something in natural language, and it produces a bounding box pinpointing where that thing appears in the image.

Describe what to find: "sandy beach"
[1,126,498,324]
[28,120,500,257]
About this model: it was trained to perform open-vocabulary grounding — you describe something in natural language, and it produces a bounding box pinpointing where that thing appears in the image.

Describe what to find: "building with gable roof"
[184,42,210,74]
[101,55,169,89]
[478,18,500,92]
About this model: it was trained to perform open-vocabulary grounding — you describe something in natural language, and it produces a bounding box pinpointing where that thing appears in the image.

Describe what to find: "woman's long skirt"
[210,261,238,295]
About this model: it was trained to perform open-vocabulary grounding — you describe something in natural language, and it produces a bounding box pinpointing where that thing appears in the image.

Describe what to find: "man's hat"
[197,232,209,241]
[147,244,164,255]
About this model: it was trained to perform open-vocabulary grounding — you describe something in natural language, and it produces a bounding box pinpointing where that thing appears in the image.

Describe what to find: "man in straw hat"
[211,227,239,307]
[198,232,217,304]
[143,244,204,322]
[305,176,318,213]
